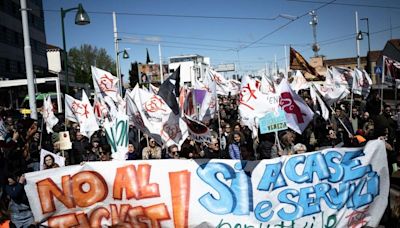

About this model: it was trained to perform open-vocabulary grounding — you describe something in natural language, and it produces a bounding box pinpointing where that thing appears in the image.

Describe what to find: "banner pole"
[381,56,386,113]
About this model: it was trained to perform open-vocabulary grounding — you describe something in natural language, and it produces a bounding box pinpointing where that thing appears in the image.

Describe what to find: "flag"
[64,90,99,139]
[42,95,59,134]
[179,87,196,118]
[0,119,8,140]
[312,81,349,106]
[239,75,279,137]
[290,70,310,93]
[91,66,119,102]
[383,55,400,83]
[183,115,212,143]
[146,48,152,64]
[65,94,78,123]
[158,66,180,115]
[277,79,314,134]
[310,85,329,121]
[330,66,353,90]
[130,85,188,147]
[198,69,217,122]
[207,69,231,96]
[260,74,277,94]
[289,47,323,81]
[228,79,241,95]
[93,96,109,125]
[353,68,372,98]
[149,84,159,95]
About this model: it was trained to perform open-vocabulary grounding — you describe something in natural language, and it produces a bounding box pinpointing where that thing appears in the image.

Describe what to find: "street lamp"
[61,3,90,94]
[116,48,130,94]
[357,17,371,54]
[118,49,129,59]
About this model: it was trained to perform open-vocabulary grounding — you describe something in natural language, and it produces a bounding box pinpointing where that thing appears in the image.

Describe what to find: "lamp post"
[116,48,129,94]
[358,18,371,54]
[61,3,90,94]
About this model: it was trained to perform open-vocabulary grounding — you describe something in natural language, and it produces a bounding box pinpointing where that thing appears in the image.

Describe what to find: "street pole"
[355,12,361,69]
[61,8,69,94]
[20,0,37,120]
[113,12,122,96]
[159,44,163,83]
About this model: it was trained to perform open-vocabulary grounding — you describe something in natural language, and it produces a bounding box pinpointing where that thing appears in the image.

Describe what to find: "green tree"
[68,44,116,85]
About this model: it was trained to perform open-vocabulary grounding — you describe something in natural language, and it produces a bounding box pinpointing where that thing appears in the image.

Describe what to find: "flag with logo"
[383,55,400,83]
[330,66,353,90]
[353,68,372,98]
[91,66,119,102]
[239,75,279,137]
[207,68,231,96]
[198,69,217,122]
[64,90,99,139]
[131,85,188,147]
[42,95,59,134]
[289,47,324,81]
[278,79,314,134]
[183,115,212,143]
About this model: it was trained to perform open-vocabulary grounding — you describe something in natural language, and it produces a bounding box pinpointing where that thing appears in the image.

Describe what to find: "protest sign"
[103,114,129,160]
[39,149,65,170]
[25,140,389,227]
[58,131,72,150]
[259,109,288,134]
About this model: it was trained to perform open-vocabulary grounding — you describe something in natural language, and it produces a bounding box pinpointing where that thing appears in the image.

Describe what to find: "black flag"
[146,48,152,64]
[158,66,180,115]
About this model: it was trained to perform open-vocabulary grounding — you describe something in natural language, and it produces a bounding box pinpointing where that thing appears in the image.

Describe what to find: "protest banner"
[25,140,389,227]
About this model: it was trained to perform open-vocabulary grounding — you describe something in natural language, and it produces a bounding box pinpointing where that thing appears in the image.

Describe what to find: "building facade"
[0,0,47,80]
[168,54,210,86]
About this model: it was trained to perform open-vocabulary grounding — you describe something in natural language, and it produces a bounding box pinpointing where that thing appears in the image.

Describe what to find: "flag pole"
[159,44,163,84]
[311,84,352,136]
[381,56,386,113]
[215,91,223,154]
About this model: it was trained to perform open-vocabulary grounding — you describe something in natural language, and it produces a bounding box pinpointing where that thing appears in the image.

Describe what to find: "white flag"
[42,95,59,134]
[198,70,217,122]
[353,68,372,98]
[313,69,350,106]
[64,90,99,139]
[278,79,314,134]
[310,85,329,121]
[208,69,231,96]
[91,66,119,102]
[65,94,78,123]
[239,75,279,136]
[290,70,310,93]
[130,85,188,147]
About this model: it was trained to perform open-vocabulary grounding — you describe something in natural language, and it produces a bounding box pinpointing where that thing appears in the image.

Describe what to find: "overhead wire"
[286,0,400,10]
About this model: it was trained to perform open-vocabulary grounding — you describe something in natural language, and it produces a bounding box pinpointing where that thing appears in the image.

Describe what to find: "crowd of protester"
[0,88,399,227]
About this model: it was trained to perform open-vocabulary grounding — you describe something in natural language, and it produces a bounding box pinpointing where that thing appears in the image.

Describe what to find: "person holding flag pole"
[311,83,353,137]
